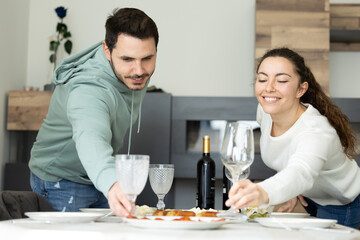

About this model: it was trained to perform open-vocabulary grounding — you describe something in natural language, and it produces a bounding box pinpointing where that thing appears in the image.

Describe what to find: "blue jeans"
[30,172,109,212]
[303,195,360,228]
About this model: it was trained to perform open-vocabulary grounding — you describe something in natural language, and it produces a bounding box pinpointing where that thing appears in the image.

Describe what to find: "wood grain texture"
[330,42,360,51]
[330,4,360,51]
[255,0,330,94]
[7,91,52,131]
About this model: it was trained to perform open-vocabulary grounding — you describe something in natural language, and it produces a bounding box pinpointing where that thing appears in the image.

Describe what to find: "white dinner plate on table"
[79,208,112,214]
[270,212,310,218]
[25,212,104,223]
[255,217,337,229]
[124,216,228,230]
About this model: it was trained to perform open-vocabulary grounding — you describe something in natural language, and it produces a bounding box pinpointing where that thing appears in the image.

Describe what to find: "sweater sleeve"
[258,129,333,205]
[67,85,117,198]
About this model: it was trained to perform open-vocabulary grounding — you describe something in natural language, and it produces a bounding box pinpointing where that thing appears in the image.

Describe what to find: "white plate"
[270,212,310,218]
[96,216,123,223]
[124,216,228,230]
[79,208,112,214]
[25,212,104,223]
[255,217,337,229]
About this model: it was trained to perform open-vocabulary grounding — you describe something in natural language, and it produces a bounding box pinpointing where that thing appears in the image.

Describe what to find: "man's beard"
[109,57,152,91]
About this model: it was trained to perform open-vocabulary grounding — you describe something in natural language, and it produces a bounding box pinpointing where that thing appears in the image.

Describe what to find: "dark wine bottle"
[222,166,233,210]
[196,136,216,209]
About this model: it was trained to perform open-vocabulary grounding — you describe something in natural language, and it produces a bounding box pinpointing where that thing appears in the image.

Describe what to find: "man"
[29,8,158,217]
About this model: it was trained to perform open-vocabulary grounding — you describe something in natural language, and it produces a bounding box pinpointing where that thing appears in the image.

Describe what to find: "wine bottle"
[222,166,232,210]
[196,136,216,209]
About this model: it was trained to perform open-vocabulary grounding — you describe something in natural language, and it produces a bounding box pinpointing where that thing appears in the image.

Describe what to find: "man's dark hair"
[105,8,159,53]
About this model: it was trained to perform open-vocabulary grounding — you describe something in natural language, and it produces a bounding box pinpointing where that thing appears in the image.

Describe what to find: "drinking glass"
[149,164,174,210]
[218,122,254,217]
[225,166,250,182]
[115,154,149,215]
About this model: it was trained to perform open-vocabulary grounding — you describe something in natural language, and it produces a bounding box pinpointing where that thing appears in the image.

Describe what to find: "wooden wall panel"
[330,4,360,51]
[7,91,52,131]
[255,0,330,94]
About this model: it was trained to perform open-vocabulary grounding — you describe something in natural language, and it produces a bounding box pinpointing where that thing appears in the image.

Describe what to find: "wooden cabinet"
[7,91,52,131]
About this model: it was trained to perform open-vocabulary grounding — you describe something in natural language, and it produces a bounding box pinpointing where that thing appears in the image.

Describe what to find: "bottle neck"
[203,136,210,155]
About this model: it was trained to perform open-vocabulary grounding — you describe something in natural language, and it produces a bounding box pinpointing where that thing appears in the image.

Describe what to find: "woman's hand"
[107,182,132,217]
[225,179,269,209]
[277,195,308,212]
[277,197,298,212]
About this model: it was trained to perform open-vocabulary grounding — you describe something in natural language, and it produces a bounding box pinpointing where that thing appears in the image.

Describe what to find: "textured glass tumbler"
[115,154,149,215]
[149,164,174,210]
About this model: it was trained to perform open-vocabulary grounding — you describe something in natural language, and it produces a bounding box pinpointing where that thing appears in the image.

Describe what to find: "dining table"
[0,214,359,240]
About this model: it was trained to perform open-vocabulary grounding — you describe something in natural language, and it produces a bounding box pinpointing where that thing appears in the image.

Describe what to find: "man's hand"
[225,179,269,209]
[107,182,132,217]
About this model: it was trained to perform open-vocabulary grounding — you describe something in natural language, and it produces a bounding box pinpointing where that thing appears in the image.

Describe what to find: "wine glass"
[115,154,149,215]
[149,164,174,210]
[218,122,254,217]
[225,166,250,182]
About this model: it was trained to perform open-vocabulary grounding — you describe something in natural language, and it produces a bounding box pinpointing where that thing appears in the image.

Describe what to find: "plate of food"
[152,208,221,218]
[270,212,310,218]
[124,215,228,230]
[25,212,104,223]
[255,217,337,229]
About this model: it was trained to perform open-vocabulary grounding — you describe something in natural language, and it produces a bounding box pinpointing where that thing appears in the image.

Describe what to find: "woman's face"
[255,56,307,118]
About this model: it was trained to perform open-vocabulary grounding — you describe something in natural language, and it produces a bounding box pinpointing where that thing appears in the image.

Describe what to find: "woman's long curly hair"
[256,48,357,159]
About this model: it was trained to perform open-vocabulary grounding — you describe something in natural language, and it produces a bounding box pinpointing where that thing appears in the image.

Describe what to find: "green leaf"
[64,40,72,54]
[49,54,56,63]
[63,31,71,38]
[49,41,60,51]
[56,23,67,34]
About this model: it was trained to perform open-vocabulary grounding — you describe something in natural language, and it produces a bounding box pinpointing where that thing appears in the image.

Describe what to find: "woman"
[225,47,360,228]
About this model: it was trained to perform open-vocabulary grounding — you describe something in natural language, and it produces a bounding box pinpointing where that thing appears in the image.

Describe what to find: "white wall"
[25,0,360,97]
[26,0,256,96]
[0,1,29,187]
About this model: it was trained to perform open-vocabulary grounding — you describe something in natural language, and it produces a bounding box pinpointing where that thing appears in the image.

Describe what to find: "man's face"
[103,34,157,90]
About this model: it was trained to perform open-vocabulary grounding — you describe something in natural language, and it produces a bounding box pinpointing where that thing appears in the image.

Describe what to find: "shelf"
[7,91,52,131]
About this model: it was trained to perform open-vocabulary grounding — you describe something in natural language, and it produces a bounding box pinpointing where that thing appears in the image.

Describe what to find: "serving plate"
[79,208,112,214]
[270,212,310,218]
[25,212,104,223]
[255,217,337,229]
[124,216,228,230]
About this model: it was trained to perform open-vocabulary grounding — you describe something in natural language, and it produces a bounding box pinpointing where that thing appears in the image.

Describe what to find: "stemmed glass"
[218,122,254,217]
[149,164,174,210]
[224,166,250,183]
[115,154,150,215]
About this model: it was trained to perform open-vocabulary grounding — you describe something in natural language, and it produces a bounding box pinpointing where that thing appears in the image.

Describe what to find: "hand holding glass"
[115,154,149,215]
[218,122,254,217]
[149,164,174,210]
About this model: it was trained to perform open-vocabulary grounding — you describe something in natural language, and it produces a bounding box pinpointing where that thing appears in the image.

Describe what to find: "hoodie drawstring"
[137,100,142,133]
[127,91,143,155]
[127,91,134,155]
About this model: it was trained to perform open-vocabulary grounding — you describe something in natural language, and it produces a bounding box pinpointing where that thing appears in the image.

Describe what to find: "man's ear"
[102,41,111,61]
[297,81,309,98]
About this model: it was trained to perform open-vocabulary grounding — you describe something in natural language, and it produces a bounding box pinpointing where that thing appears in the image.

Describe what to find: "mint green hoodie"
[29,41,148,197]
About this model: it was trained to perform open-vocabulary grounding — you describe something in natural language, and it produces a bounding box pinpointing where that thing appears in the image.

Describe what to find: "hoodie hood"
[53,41,149,153]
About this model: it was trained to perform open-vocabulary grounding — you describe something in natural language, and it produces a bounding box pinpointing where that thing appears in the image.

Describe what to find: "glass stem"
[127,194,137,215]
[156,194,166,210]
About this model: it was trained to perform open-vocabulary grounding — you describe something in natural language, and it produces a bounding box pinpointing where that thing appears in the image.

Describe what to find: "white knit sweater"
[257,104,360,206]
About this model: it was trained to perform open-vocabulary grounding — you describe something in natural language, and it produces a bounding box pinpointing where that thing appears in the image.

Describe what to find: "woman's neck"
[271,104,307,137]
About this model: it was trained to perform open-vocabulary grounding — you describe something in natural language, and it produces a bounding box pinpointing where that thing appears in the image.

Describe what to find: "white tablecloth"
[0,218,358,240]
